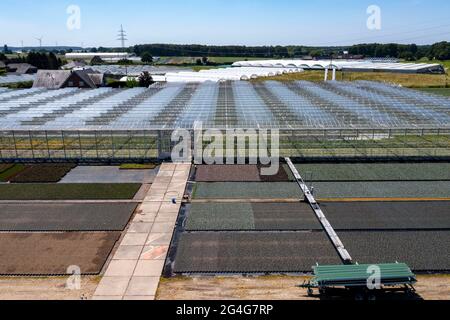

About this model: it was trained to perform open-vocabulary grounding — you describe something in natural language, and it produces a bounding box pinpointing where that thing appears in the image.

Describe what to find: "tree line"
[0,51,63,69]
[133,44,291,58]
[132,42,450,61]
[349,42,450,61]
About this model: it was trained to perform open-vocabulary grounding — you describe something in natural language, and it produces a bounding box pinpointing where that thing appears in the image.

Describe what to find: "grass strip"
[0,164,27,182]
[120,163,158,170]
[0,164,14,174]
[0,183,141,200]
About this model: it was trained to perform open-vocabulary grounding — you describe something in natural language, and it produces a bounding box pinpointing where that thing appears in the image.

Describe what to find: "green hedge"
[119,164,158,170]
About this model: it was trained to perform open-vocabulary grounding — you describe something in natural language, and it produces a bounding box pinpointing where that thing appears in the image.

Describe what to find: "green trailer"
[300,263,417,300]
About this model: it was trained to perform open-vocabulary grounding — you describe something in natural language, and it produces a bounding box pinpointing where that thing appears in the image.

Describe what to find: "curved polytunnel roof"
[231,59,444,73]
[164,67,302,83]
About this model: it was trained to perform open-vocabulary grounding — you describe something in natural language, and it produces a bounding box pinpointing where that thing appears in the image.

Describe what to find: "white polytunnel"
[163,67,303,83]
[231,59,445,74]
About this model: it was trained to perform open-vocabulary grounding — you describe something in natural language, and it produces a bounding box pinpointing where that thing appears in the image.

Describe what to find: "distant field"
[156,56,269,66]
[255,70,449,88]
[208,56,270,64]
[416,88,450,97]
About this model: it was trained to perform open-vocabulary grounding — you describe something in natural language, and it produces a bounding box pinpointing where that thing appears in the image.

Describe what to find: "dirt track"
[156,275,450,301]
[0,276,99,300]
[0,275,448,300]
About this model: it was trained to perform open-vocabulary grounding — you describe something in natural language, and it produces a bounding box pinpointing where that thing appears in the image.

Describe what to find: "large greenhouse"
[0,81,449,161]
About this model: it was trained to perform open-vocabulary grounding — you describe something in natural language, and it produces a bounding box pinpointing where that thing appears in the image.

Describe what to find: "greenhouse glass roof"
[0,81,449,131]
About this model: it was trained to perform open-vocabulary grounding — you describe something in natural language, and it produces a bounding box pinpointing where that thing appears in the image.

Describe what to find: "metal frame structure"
[0,128,448,161]
[0,81,449,161]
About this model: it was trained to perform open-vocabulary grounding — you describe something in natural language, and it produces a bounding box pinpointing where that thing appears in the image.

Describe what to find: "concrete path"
[92,163,191,300]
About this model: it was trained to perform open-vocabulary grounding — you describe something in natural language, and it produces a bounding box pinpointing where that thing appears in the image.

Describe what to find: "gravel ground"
[339,231,450,271]
[60,166,158,184]
[157,275,450,300]
[0,203,137,231]
[0,232,120,275]
[173,232,340,273]
[0,274,447,300]
[0,276,99,300]
[321,201,450,230]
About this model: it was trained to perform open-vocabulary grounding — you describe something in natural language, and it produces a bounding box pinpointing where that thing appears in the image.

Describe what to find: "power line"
[117,25,128,50]
[304,17,450,44]
[316,23,450,46]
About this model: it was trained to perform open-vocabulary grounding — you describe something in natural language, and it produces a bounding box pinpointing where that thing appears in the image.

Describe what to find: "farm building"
[6,63,38,75]
[89,65,190,77]
[0,80,449,161]
[33,70,105,89]
[61,60,87,70]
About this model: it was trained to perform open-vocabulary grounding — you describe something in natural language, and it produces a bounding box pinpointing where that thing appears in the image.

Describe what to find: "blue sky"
[1,0,450,47]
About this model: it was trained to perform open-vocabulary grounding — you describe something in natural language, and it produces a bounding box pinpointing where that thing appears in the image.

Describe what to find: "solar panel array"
[0,81,449,131]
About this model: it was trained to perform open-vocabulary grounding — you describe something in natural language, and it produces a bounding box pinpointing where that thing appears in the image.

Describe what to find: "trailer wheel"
[307,288,314,296]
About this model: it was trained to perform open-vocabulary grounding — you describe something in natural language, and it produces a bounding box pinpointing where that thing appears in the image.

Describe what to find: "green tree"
[118,59,133,65]
[141,52,153,64]
[429,41,450,60]
[126,77,139,88]
[309,50,323,58]
[399,51,415,61]
[138,71,154,87]
[3,45,11,54]
[0,52,7,62]
[47,52,59,69]
[90,56,104,65]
